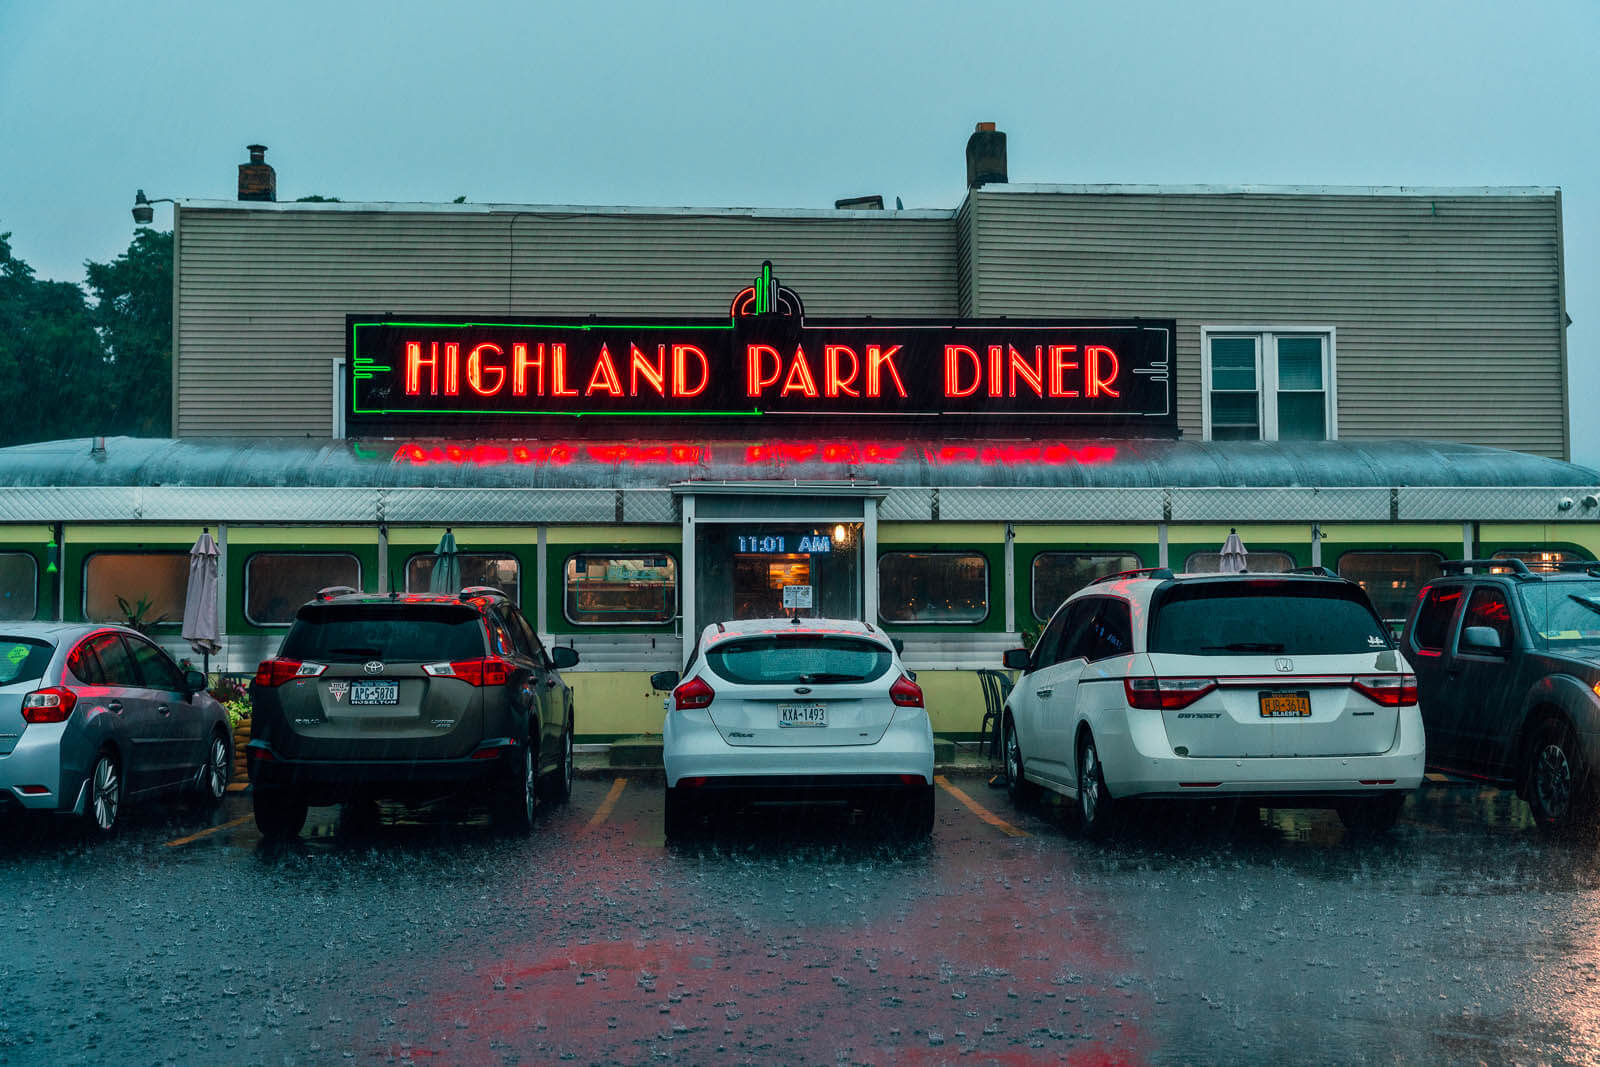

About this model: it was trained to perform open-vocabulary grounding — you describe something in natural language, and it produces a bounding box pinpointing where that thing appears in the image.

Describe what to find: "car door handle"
[157,705,171,716]
[1035,688,1054,699]
[545,676,559,688]
[107,701,123,713]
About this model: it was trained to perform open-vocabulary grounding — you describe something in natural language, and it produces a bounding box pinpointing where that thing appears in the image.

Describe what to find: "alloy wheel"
[562,729,574,799]
[92,755,120,832]
[205,736,230,798]
[523,747,537,822]
[1535,742,1573,820]
[1005,725,1021,789]
[1079,741,1101,824]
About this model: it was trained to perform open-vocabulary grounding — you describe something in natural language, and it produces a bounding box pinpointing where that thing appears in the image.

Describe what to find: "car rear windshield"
[280,605,486,663]
[1149,581,1393,656]
[1517,579,1600,646]
[706,635,893,686]
[0,637,53,686]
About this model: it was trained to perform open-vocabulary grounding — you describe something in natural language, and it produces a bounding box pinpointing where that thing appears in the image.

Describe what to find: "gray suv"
[247,588,578,838]
[1402,559,1600,831]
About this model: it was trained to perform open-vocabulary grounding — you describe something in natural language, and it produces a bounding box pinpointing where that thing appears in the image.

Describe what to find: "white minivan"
[1001,569,1424,836]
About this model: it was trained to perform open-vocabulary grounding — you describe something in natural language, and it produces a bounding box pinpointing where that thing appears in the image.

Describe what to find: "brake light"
[21,686,77,724]
[1124,676,1217,710]
[1351,673,1418,707]
[422,657,513,687]
[672,676,715,710]
[889,675,924,708]
[253,659,326,687]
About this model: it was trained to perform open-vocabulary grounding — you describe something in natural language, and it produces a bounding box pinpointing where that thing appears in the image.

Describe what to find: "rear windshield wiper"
[795,672,867,683]
[1201,642,1286,653]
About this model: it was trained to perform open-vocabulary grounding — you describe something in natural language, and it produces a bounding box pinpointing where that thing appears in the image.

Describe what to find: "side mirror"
[891,638,905,655]
[1002,648,1032,671]
[550,646,579,669]
[650,670,680,692]
[183,669,207,695]
[1462,626,1505,652]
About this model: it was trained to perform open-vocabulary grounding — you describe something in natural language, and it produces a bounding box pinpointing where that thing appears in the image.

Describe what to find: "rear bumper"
[1097,708,1427,799]
[663,707,934,789]
[0,723,83,814]
[247,739,514,804]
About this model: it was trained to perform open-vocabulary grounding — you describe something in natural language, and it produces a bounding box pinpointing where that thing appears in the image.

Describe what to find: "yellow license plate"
[1258,691,1311,718]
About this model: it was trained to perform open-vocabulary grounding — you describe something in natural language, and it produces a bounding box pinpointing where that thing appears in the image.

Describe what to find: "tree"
[0,232,105,446]
[84,228,172,436]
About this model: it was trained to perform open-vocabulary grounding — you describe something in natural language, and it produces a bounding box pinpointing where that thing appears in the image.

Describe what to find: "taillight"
[889,675,924,708]
[253,659,327,687]
[1351,673,1417,707]
[21,686,77,724]
[422,657,513,687]
[672,676,715,710]
[1124,676,1217,710]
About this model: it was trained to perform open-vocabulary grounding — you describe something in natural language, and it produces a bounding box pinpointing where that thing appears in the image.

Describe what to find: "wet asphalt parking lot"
[4,775,1600,1065]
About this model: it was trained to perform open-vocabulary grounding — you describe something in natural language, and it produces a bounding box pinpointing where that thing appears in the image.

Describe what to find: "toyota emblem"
[1274,657,1294,673]
[364,660,385,675]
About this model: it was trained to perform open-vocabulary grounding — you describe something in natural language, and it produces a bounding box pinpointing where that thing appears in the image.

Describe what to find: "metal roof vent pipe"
[238,144,276,202]
[965,122,1007,189]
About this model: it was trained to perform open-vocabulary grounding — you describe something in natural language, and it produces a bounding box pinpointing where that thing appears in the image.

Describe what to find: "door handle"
[1035,688,1054,699]
[545,676,559,688]
[157,705,171,716]
[107,701,123,713]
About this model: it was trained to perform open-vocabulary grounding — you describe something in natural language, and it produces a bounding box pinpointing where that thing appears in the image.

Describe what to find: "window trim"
[1029,550,1142,623]
[875,549,991,627]
[0,549,39,622]
[1336,548,1446,626]
[1200,325,1339,442]
[402,550,522,604]
[81,550,191,627]
[563,551,680,627]
[243,550,363,628]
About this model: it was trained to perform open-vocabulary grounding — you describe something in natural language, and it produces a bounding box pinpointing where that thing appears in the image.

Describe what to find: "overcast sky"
[2,0,1595,464]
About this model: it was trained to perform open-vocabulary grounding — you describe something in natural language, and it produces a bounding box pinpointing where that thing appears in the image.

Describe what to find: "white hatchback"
[656,618,935,838]
[1001,569,1425,836]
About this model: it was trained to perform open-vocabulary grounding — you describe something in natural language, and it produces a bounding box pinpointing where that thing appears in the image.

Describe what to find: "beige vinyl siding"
[175,207,958,438]
[966,190,1566,458]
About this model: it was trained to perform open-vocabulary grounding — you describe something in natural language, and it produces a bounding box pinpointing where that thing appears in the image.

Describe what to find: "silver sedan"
[0,623,232,835]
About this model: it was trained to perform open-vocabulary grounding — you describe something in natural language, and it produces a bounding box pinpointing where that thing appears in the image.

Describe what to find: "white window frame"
[332,358,347,439]
[1200,326,1338,442]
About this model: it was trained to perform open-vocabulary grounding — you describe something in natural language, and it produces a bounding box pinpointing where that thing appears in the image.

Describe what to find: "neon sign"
[348,264,1174,433]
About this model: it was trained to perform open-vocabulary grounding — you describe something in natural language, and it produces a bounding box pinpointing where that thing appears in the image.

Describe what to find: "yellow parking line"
[164,814,254,848]
[935,774,1030,838]
[1425,772,1450,783]
[587,777,628,826]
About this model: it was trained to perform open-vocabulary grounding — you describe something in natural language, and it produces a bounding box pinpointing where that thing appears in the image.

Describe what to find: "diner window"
[1184,550,1295,574]
[406,553,521,603]
[1492,549,1591,573]
[0,552,38,621]
[1031,552,1141,622]
[246,553,362,626]
[878,552,988,625]
[84,552,188,626]
[1204,330,1334,441]
[1338,551,1444,626]
[565,554,676,625]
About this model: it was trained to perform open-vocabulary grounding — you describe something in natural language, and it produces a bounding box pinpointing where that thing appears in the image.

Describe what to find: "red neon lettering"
[780,346,820,397]
[440,343,460,396]
[630,344,667,397]
[866,345,907,398]
[466,342,506,397]
[404,341,435,396]
[746,345,782,397]
[1086,345,1119,398]
[824,345,860,398]
[1048,345,1080,398]
[944,345,982,398]
[551,343,578,397]
[586,345,624,396]
[987,345,1003,397]
[511,343,544,396]
[672,345,709,398]
[1008,345,1044,398]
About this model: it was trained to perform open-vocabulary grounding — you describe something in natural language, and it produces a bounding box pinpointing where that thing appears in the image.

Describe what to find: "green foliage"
[84,228,172,436]
[114,594,167,634]
[294,195,341,202]
[222,699,251,728]
[0,231,107,446]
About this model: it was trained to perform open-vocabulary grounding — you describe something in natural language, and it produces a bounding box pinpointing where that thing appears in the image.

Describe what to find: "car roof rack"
[314,585,359,600]
[1439,558,1534,578]
[1089,567,1175,586]
[458,586,510,601]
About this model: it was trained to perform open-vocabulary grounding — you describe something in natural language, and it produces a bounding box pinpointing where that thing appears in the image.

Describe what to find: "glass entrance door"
[694,523,862,624]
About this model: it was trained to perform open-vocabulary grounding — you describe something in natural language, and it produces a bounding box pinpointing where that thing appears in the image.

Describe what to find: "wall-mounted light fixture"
[132,189,176,226]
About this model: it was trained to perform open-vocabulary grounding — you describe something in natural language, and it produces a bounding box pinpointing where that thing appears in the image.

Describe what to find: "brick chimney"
[965,122,1007,189]
[238,144,276,202]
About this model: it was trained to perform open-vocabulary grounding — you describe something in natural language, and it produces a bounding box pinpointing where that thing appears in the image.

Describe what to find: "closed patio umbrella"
[181,528,222,677]
[1219,528,1249,574]
[429,529,462,593]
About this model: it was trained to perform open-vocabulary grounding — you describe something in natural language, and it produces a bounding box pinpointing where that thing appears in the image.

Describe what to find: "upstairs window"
[1204,330,1335,442]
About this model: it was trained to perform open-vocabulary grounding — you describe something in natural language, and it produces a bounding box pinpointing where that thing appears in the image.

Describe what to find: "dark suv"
[247,587,579,838]
[1401,559,1600,831]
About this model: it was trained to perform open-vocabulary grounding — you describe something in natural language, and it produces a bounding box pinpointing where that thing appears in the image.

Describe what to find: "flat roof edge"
[980,182,1559,198]
[172,200,957,221]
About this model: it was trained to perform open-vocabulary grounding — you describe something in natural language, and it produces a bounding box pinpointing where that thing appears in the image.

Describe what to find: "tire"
[1336,792,1405,835]
[893,784,935,839]
[538,725,574,806]
[254,789,308,839]
[1003,718,1036,807]
[1076,732,1117,839]
[1526,720,1596,833]
[83,750,122,837]
[191,730,230,808]
[492,743,536,834]
[664,786,698,840]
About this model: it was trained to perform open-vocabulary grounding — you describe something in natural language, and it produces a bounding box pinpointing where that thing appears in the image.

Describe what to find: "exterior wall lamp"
[132,189,176,226]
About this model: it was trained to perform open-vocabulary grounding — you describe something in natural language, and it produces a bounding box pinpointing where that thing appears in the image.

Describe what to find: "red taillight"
[889,675,924,708]
[253,659,327,687]
[1351,673,1418,707]
[423,657,513,687]
[21,686,77,724]
[672,676,715,710]
[1124,677,1217,710]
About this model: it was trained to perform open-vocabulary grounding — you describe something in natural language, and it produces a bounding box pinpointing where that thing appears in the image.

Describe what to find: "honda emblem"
[1274,657,1294,673]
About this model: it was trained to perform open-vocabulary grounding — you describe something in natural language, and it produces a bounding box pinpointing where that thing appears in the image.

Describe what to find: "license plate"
[350,681,399,706]
[778,702,827,728]
[1258,690,1311,718]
